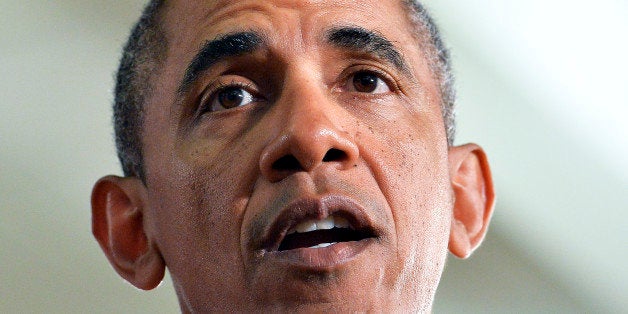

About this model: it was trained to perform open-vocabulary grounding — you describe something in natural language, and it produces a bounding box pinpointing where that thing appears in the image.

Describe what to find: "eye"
[348,70,391,94]
[204,85,257,112]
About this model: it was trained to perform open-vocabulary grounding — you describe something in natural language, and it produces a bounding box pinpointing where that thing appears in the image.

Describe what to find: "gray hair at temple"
[112,0,456,180]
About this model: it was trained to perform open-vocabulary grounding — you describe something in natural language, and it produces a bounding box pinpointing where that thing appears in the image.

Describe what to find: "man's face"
[142,0,453,311]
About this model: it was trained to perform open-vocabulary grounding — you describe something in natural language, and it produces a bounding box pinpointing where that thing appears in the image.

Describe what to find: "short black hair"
[113,0,166,180]
[113,0,455,179]
[404,0,457,145]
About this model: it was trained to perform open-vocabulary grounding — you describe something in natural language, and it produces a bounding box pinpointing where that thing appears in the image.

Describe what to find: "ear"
[91,175,165,290]
[447,144,496,259]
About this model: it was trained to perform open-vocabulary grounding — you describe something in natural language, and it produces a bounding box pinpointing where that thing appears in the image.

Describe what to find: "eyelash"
[196,66,399,115]
[198,80,260,113]
[343,67,398,93]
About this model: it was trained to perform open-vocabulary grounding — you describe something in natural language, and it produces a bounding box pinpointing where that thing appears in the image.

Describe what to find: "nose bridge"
[258,64,359,182]
[283,72,336,139]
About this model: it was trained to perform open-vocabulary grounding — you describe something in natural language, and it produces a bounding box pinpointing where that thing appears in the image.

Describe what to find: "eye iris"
[353,72,378,93]
[218,87,245,108]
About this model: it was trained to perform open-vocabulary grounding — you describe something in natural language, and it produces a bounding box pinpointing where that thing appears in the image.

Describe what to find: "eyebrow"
[326,26,409,74]
[178,31,264,94]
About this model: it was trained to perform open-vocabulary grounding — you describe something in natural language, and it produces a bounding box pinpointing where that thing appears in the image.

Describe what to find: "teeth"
[334,216,349,228]
[310,242,336,249]
[316,216,335,230]
[295,220,316,233]
[287,215,352,235]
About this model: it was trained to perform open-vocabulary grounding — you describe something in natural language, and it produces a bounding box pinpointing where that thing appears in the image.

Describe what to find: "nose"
[259,83,359,183]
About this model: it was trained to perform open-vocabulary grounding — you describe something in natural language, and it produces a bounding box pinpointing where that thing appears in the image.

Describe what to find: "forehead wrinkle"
[206,0,338,52]
[202,1,273,29]
[198,0,306,34]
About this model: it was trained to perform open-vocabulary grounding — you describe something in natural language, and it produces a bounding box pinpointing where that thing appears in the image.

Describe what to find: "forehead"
[159,0,418,52]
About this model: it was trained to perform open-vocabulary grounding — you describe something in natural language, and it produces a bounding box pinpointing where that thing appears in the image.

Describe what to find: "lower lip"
[265,238,374,271]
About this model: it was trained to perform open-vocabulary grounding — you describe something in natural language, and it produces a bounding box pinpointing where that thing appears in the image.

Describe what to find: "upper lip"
[261,194,377,252]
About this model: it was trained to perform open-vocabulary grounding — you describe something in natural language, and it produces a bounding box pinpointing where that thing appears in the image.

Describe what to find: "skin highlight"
[92,0,495,312]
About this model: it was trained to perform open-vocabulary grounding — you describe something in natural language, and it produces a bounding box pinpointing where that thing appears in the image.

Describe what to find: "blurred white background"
[1,0,626,313]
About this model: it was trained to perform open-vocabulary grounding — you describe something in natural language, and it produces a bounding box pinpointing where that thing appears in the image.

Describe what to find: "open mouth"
[254,195,380,269]
[278,215,373,251]
[260,196,379,255]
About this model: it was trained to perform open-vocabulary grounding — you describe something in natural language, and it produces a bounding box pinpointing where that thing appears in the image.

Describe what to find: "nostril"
[322,148,347,162]
[272,155,302,172]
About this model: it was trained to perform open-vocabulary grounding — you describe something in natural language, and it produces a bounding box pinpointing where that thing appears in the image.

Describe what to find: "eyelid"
[197,77,261,114]
[339,65,400,93]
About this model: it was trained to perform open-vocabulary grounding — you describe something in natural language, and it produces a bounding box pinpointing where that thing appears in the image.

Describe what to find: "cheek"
[143,135,262,307]
[147,167,241,271]
[357,106,452,288]
[369,130,452,248]
[359,103,451,216]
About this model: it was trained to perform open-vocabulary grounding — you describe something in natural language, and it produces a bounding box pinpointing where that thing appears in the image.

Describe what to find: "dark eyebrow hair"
[326,26,409,73]
[178,31,264,94]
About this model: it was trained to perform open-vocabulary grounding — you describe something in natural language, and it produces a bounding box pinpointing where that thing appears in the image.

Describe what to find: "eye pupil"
[353,72,378,93]
[218,87,245,108]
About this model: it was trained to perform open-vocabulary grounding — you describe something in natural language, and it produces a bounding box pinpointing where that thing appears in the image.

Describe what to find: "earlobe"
[447,144,495,259]
[91,176,165,290]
